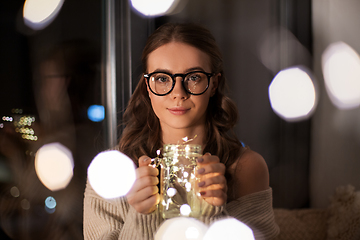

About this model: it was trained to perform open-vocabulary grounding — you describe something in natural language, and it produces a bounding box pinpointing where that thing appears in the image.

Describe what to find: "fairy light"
[11,115,38,141]
[23,0,64,30]
[269,67,317,121]
[186,227,200,239]
[185,182,192,192]
[155,217,208,240]
[35,143,74,191]
[45,196,57,213]
[2,116,13,122]
[203,218,254,240]
[322,41,360,109]
[87,151,136,199]
[180,204,191,216]
[130,0,177,17]
[159,143,203,219]
[167,188,177,197]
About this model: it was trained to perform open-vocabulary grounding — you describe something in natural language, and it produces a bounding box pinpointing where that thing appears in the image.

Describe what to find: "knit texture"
[83,181,279,240]
[273,208,328,240]
[327,185,360,240]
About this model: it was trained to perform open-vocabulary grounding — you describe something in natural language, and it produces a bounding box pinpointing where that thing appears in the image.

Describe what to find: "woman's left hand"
[196,153,227,206]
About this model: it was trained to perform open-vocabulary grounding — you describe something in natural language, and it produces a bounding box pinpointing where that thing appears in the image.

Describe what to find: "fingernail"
[197,168,205,174]
[143,157,150,162]
[200,192,206,196]
[198,181,205,187]
[197,158,204,163]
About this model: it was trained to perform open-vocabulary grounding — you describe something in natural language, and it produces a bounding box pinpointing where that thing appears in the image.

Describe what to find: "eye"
[153,74,171,83]
[186,73,203,82]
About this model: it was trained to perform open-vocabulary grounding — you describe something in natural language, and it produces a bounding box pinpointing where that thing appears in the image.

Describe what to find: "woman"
[83,22,279,240]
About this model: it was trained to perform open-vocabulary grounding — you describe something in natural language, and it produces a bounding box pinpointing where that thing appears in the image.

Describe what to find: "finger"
[197,154,219,166]
[196,163,226,176]
[130,175,159,193]
[198,175,227,190]
[199,190,227,206]
[128,185,159,203]
[136,165,159,179]
[139,155,152,167]
[133,193,160,214]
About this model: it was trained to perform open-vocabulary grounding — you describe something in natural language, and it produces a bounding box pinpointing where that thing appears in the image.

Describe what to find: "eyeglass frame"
[144,70,215,96]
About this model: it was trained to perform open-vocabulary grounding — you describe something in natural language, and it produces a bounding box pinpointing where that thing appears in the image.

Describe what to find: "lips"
[168,107,190,115]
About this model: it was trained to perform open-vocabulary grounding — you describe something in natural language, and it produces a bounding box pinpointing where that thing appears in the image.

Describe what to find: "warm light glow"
[322,41,360,109]
[269,67,317,121]
[203,218,254,240]
[155,217,208,240]
[180,204,191,216]
[167,188,177,197]
[87,151,136,199]
[35,143,74,191]
[130,0,177,16]
[23,0,64,30]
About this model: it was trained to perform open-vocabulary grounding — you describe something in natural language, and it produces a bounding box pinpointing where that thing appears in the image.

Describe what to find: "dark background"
[2,0,360,239]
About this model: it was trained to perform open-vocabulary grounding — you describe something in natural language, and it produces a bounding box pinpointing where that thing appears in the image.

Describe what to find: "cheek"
[149,96,163,117]
[194,95,211,113]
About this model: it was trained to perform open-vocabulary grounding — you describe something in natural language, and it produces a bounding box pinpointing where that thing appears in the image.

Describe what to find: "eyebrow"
[151,66,207,74]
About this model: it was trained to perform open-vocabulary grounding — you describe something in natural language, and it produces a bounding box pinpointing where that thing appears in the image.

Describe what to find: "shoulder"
[228,147,269,199]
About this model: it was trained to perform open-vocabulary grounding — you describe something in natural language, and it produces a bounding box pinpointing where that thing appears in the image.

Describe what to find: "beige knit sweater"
[83,180,279,240]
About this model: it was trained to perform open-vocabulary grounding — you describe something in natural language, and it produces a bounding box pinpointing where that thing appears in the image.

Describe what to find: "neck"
[161,125,206,149]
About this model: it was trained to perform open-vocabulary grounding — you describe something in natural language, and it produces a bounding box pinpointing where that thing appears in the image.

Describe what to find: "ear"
[210,73,220,97]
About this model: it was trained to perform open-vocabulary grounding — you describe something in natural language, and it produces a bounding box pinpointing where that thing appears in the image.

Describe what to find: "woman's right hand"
[126,156,160,214]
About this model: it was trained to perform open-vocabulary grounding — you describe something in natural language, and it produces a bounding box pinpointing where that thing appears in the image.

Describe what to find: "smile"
[167,107,190,115]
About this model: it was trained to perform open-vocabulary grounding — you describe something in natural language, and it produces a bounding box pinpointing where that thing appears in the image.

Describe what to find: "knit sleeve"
[83,180,163,240]
[225,188,280,240]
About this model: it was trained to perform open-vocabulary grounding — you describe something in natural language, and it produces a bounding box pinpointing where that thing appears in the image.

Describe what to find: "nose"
[170,77,188,99]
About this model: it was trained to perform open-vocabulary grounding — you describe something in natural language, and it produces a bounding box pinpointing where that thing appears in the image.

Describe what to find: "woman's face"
[146,41,218,132]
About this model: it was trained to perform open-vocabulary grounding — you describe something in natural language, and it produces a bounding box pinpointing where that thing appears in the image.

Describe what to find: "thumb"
[138,155,151,167]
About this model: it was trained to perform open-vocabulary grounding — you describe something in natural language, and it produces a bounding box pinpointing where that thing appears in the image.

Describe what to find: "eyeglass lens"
[148,72,209,95]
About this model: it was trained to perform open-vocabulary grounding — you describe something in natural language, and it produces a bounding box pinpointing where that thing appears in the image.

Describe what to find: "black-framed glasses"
[144,71,215,96]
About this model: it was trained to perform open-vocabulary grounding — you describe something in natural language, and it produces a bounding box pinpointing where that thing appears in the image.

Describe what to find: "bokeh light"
[21,199,31,210]
[258,27,311,74]
[2,116,13,122]
[322,41,360,109]
[203,218,254,240]
[35,142,74,191]
[10,186,20,198]
[23,0,64,30]
[87,151,136,199]
[130,0,178,17]
[155,217,208,240]
[180,204,191,216]
[45,196,57,209]
[167,187,177,197]
[269,67,317,121]
[87,105,105,122]
[13,115,38,141]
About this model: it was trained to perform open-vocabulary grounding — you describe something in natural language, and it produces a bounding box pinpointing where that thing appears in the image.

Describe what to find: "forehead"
[147,42,211,73]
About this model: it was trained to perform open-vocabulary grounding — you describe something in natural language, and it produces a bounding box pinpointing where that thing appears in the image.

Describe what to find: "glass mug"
[152,144,205,219]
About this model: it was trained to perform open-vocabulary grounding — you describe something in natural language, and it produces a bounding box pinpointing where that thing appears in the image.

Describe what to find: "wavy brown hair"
[118,23,242,168]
